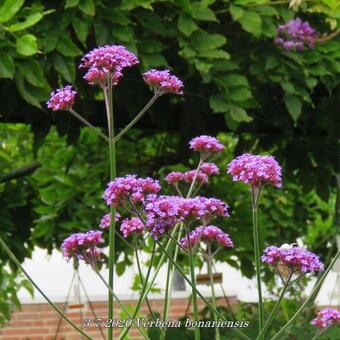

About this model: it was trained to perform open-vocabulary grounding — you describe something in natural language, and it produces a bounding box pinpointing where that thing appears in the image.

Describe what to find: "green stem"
[114,94,159,143]
[0,235,92,340]
[207,243,220,340]
[156,240,251,340]
[271,249,340,340]
[118,242,157,340]
[68,108,110,142]
[311,325,331,340]
[252,187,264,336]
[186,225,200,340]
[161,241,174,340]
[94,268,149,340]
[135,243,165,337]
[104,76,117,340]
[256,273,292,340]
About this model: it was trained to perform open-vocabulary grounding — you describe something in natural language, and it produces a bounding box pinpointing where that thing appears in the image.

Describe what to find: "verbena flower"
[120,217,145,238]
[103,175,161,207]
[311,307,340,328]
[227,153,282,188]
[61,230,104,264]
[99,212,121,229]
[201,163,220,176]
[165,171,184,185]
[143,69,183,95]
[275,17,318,51]
[180,225,233,249]
[183,170,208,184]
[261,244,324,273]
[83,67,122,87]
[145,195,229,239]
[80,45,138,72]
[189,135,225,158]
[47,86,76,111]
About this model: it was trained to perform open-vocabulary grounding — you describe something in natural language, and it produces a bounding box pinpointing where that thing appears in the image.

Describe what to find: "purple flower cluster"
[103,175,161,207]
[180,225,233,249]
[80,45,139,86]
[165,163,219,186]
[227,153,282,188]
[143,69,183,95]
[311,307,340,329]
[47,86,77,111]
[261,245,324,273]
[145,195,229,239]
[120,217,145,238]
[99,212,121,229]
[275,18,318,51]
[61,230,104,264]
[189,135,225,158]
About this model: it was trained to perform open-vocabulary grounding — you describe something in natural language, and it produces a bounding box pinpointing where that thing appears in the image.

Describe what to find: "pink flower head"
[180,225,233,249]
[165,171,184,185]
[311,307,340,329]
[200,163,220,176]
[227,153,282,188]
[99,212,121,229]
[80,45,138,73]
[275,18,318,51]
[183,170,208,184]
[189,135,225,158]
[120,217,145,238]
[61,230,104,264]
[143,69,183,95]
[103,175,161,207]
[47,86,76,111]
[145,195,229,239]
[261,244,324,274]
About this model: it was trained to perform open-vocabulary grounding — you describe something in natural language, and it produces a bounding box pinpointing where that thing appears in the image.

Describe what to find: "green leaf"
[229,106,252,122]
[0,54,15,79]
[191,3,217,22]
[191,31,226,51]
[6,12,43,32]
[116,262,125,276]
[198,50,230,59]
[209,94,229,113]
[65,0,80,8]
[15,72,41,108]
[56,35,82,57]
[16,34,38,56]
[178,14,198,36]
[229,5,244,20]
[222,74,249,87]
[121,0,155,10]
[0,0,24,23]
[17,60,45,87]
[284,95,302,122]
[226,87,252,101]
[239,11,262,37]
[79,0,95,16]
[72,17,89,44]
[54,55,75,82]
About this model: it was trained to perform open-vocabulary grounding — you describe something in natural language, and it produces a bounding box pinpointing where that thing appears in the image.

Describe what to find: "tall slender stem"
[104,76,117,340]
[114,94,159,143]
[68,108,110,142]
[271,249,340,340]
[252,187,264,336]
[0,235,92,340]
[256,273,292,340]
[118,242,157,340]
[207,243,220,340]
[134,242,164,337]
[94,268,149,340]
[186,225,200,340]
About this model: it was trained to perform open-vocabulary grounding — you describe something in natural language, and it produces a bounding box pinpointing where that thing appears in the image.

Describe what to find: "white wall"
[17,247,340,307]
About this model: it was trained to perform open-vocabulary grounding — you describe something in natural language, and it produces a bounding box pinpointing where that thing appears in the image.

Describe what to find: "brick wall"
[0,296,238,340]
